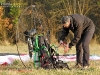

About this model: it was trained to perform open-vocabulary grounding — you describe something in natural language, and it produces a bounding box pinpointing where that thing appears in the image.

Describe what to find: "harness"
[25,29,71,70]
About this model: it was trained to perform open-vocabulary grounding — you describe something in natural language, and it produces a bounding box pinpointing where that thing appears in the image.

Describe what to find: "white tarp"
[0,54,100,65]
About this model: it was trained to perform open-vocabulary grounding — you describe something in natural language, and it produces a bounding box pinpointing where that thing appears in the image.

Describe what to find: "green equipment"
[18,5,71,70]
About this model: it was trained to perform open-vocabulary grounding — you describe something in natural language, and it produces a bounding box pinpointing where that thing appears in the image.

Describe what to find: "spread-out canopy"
[0,53,100,65]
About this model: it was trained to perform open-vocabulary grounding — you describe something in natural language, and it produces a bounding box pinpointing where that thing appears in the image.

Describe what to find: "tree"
[0,6,12,44]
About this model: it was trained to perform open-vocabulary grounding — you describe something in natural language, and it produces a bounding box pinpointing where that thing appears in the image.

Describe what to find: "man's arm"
[69,23,82,48]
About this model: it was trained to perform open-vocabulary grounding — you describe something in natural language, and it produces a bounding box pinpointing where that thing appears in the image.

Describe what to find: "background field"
[0,42,100,75]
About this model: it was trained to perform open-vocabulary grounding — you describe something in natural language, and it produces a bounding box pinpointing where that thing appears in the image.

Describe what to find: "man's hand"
[59,40,63,44]
[59,40,70,54]
[64,44,70,54]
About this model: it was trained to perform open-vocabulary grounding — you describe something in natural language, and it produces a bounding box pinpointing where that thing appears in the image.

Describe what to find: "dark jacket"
[60,14,95,48]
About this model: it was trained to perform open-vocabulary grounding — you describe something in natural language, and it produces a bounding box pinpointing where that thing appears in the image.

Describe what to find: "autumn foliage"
[0,6,13,44]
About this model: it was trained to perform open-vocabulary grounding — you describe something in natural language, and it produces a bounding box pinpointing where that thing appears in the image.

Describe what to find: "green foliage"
[9,6,20,25]
[97,1,100,5]
[13,60,20,65]
[0,0,6,3]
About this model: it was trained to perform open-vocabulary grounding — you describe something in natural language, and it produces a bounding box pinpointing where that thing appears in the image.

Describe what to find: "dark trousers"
[76,26,95,66]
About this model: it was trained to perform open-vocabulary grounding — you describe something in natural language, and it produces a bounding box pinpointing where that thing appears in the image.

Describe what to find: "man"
[59,14,95,69]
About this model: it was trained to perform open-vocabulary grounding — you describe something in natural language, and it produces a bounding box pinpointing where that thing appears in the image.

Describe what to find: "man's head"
[61,16,71,28]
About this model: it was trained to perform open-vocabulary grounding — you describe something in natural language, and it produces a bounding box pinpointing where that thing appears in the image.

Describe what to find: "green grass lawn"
[0,42,100,75]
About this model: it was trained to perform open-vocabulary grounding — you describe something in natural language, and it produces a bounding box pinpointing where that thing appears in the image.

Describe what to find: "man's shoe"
[73,63,82,68]
[81,66,89,70]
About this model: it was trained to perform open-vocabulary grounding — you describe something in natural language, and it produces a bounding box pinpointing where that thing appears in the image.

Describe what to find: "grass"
[0,42,100,75]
